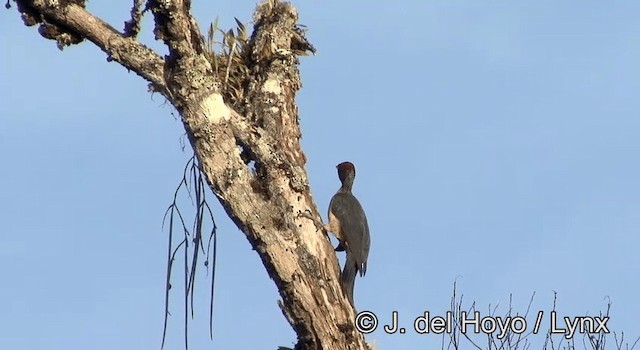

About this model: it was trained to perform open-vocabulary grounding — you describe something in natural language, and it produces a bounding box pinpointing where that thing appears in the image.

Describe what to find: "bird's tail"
[341,256,357,307]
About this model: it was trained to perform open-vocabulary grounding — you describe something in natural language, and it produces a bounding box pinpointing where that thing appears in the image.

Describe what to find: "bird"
[325,161,370,307]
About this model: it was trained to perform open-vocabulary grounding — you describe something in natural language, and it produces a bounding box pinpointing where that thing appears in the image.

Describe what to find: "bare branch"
[123,0,144,38]
[13,0,166,95]
[148,0,204,59]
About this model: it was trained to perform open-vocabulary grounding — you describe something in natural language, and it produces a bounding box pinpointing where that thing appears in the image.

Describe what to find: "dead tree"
[6,0,370,349]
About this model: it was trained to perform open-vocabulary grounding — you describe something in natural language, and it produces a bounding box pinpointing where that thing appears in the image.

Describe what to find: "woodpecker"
[326,161,370,307]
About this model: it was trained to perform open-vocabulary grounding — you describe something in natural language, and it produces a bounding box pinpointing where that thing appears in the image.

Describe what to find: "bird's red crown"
[337,161,356,182]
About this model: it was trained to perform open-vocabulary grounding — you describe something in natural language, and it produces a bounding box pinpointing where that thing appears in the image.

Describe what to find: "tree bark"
[8,0,370,349]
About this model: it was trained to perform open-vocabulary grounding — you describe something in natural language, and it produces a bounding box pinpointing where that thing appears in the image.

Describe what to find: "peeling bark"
[8,0,370,349]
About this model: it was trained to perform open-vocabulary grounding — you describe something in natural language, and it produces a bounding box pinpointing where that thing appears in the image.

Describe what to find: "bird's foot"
[296,209,325,232]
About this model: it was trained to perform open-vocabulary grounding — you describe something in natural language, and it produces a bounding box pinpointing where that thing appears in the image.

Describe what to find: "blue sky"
[1,1,639,349]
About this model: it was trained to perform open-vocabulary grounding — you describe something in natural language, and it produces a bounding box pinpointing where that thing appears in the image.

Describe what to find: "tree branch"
[14,0,166,95]
[148,0,204,59]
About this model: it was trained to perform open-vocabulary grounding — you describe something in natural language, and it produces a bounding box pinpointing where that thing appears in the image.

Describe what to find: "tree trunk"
[8,0,370,349]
